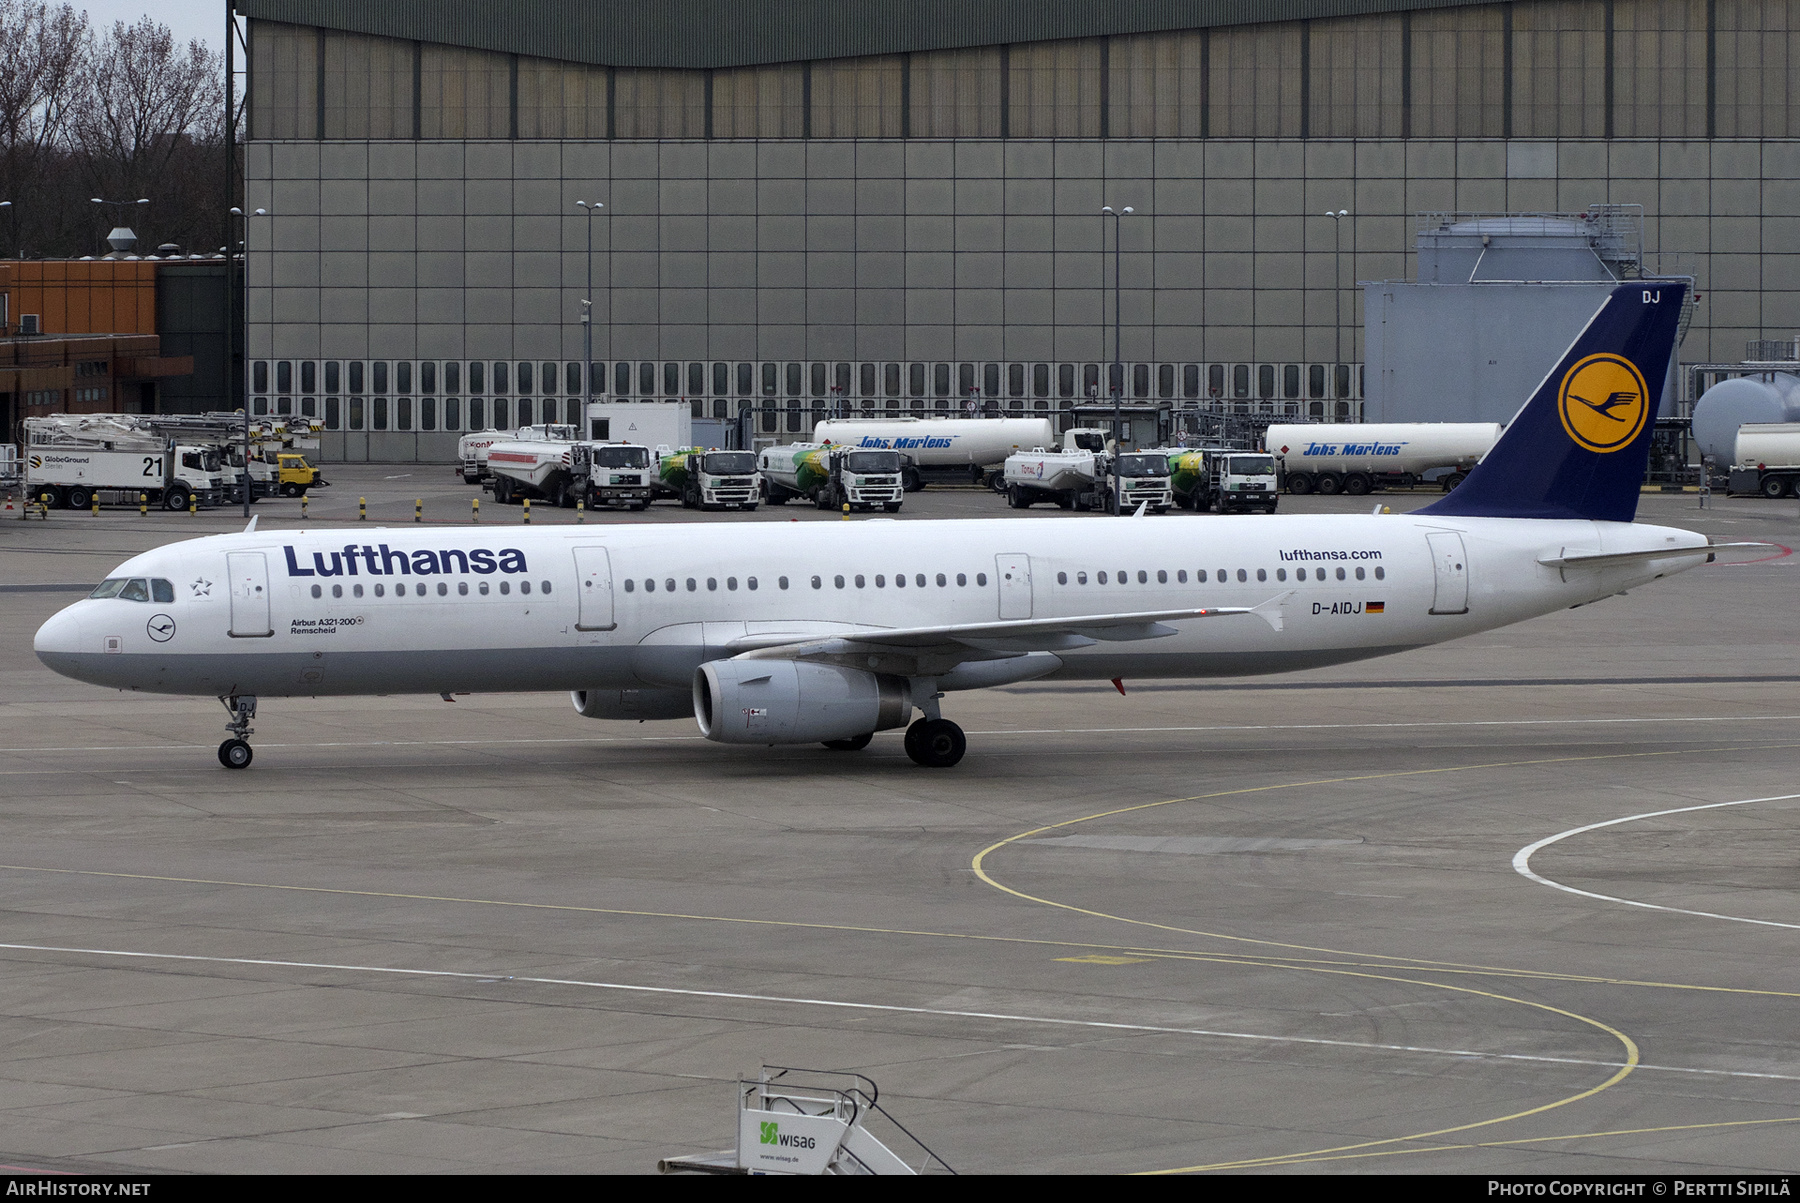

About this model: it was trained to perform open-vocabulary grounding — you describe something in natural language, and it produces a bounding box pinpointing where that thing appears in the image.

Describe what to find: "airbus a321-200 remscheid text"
[36,281,1750,769]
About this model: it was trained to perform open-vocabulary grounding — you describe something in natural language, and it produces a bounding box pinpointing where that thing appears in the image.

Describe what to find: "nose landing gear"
[217,694,257,769]
[903,718,966,767]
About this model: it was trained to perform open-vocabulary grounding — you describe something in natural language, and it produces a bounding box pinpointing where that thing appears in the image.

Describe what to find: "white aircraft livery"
[37,282,1731,769]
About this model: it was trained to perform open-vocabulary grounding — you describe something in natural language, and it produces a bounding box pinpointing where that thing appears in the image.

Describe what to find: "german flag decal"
[1366,602,1386,613]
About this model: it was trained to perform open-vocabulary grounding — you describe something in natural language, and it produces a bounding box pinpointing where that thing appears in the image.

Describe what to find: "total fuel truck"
[1000,429,1172,511]
[657,447,761,510]
[1169,448,1280,513]
[1726,423,1800,497]
[811,417,1056,490]
[759,443,905,512]
[1264,422,1502,496]
[484,439,655,509]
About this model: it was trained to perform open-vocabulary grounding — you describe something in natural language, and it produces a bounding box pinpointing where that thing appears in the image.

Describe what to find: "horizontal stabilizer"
[1537,541,1771,570]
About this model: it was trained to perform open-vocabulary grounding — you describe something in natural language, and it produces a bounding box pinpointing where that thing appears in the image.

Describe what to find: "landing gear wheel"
[904,718,965,768]
[218,738,253,769]
[822,733,874,751]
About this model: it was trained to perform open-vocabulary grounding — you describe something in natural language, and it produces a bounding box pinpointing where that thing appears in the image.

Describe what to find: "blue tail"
[1420,281,1686,523]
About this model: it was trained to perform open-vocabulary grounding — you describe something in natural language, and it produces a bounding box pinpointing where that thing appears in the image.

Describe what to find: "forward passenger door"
[996,553,1032,620]
[573,545,616,631]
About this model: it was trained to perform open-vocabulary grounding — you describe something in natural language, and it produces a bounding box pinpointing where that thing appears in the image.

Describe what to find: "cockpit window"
[89,579,127,599]
[117,579,150,602]
[152,579,175,603]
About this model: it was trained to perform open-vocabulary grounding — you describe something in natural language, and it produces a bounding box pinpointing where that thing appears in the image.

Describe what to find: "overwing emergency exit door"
[574,545,616,631]
[226,551,273,637]
[996,553,1032,619]
[1426,532,1469,615]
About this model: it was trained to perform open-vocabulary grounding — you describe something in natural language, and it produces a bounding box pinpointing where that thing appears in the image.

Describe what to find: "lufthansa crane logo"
[1557,353,1650,453]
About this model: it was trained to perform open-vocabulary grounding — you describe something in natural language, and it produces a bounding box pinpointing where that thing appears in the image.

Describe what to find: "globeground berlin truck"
[1169,448,1280,513]
[759,443,905,512]
[657,448,762,510]
[1264,422,1502,496]
[1726,423,1800,497]
[23,419,226,511]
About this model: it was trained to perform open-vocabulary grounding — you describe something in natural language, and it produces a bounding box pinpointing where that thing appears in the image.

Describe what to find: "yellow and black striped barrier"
[358,496,367,521]
[139,492,147,516]
[415,498,423,523]
[522,498,532,525]
[472,497,480,523]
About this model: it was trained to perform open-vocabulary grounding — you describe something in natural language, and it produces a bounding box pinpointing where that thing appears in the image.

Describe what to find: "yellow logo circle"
[1558,354,1650,453]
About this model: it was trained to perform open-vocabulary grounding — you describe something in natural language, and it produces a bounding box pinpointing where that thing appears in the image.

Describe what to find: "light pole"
[229,205,266,517]
[1327,209,1348,412]
[576,200,604,431]
[1101,204,1133,515]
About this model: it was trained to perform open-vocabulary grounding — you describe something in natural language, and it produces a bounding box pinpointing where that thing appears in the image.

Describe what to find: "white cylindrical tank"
[811,417,1056,468]
[1732,423,1800,470]
[1691,373,1800,463]
[1263,423,1502,476]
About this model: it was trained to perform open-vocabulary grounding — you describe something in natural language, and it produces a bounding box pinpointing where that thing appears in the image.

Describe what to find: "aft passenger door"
[573,545,616,631]
[226,551,273,637]
[1426,532,1469,615]
[996,553,1032,619]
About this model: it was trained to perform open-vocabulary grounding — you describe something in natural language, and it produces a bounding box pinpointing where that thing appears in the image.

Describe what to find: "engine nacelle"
[570,688,694,721]
[693,659,911,745]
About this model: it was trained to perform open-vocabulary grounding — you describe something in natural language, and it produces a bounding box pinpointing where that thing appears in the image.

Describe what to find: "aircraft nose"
[34,602,87,671]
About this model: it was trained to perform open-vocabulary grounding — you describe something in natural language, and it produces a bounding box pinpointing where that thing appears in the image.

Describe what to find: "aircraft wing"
[725,593,1292,674]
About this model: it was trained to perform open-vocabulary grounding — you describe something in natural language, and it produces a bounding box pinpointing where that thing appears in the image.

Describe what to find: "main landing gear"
[218,694,257,769]
[903,718,966,768]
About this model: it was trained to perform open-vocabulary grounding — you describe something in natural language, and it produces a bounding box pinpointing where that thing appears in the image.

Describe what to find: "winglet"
[1250,590,1293,632]
[244,514,258,534]
[1111,677,1126,695]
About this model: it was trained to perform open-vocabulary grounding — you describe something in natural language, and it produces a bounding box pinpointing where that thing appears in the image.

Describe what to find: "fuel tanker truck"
[810,416,1055,490]
[1264,422,1501,495]
[1169,448,1280,513]
[759,443,905,512]
[656,447,762,511]
[1726,423,1800,498]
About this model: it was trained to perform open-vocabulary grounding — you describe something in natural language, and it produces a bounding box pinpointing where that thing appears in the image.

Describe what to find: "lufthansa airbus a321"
[35,282,1740,769]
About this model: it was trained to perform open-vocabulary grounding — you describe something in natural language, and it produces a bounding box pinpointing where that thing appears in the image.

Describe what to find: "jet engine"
[693,659,912,744]
[571,688,695,721]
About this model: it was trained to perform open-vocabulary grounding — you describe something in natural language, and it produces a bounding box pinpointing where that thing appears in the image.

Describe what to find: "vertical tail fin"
[1420,281,1686,523]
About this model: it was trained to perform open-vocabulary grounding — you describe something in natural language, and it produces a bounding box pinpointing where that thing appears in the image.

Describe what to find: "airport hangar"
[238,0,1800,463]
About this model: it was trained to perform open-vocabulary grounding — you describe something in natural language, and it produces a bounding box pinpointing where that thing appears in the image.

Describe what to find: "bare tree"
[75,17,224,201]
[0,1,91,256]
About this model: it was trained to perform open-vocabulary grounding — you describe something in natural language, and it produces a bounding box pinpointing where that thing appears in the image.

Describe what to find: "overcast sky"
[82,1,226,52]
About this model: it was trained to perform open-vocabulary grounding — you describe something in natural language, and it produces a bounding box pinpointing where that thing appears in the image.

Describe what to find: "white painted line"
[1513,793,1800,931]
[2,713,1798,758]
[1,940,1796,1085]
